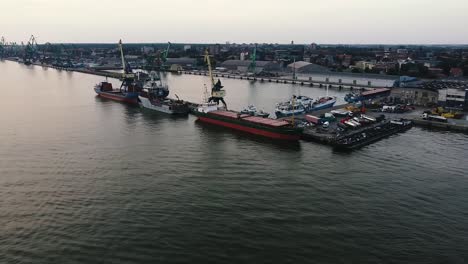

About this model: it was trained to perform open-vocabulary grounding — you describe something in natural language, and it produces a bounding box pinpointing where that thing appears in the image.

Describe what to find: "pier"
[410,118,468,133]
[182,70,390,91]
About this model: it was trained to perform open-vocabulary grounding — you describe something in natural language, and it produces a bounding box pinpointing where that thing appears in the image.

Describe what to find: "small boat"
[310,96,337,111]
[275,101,306,118]
[138,71,189,115]
[94,40,141,104]
[241,105,270,118]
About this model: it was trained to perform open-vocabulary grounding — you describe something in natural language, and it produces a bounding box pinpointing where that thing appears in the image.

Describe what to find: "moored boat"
[275,101,306,117]
[311,96,337,111]
[194,109,303,140]
[138,71,189,115]
[275,95,336,118]
[94,80,140,104]
[94,40,141,104]
[240,105,270,118]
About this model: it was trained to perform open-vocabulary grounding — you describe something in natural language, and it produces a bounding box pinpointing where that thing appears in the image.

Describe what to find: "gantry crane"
[23,35,39,64]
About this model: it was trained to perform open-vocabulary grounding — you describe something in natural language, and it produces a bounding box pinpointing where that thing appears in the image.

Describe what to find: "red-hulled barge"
[192,49,302,141]
[193,108,303,140]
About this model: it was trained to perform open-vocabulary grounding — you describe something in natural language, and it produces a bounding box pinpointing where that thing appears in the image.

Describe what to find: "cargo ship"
[94,40,141,104]
[138,71,189,114]
[191,50,302,141]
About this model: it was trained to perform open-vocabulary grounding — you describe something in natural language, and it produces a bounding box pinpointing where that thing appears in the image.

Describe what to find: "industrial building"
[390,87,438,106]
[438,87,468,110]
[392,77,468,108]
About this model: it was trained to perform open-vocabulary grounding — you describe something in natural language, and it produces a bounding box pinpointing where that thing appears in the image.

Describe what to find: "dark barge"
[332,119,413,150]
[301,116,413,150]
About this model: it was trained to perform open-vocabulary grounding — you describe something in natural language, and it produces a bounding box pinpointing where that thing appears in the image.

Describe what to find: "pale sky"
[1,0,468,44]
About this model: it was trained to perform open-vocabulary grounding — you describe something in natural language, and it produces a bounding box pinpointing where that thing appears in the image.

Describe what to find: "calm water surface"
[1,61,468,264]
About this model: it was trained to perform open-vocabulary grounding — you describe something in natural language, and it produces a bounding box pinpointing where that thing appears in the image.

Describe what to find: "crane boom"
[204,49,215,86]
[118,39,134,79]
[162,42,171,63]
[119,39,126,73]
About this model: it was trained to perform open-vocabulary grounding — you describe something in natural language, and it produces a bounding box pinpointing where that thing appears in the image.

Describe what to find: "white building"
[438,88,468,109]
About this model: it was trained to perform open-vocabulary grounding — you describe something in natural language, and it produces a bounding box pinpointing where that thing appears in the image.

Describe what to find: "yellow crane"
[204,49,226,107]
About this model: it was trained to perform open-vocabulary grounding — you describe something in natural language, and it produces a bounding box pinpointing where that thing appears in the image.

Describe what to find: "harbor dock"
[410,118,468,132]
[182,70,389,90]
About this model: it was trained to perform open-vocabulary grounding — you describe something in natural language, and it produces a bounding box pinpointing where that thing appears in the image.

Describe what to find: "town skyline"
[2,0,468,44]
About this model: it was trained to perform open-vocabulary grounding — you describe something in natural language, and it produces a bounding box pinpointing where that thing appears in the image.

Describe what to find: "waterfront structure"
[390,87,438,106]
[393,78,468,108]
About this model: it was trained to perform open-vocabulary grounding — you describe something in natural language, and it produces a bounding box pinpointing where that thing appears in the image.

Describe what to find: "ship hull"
[275,110,305,118]
[310,99,336,111]
[194,111,302,141]
[95,89,139,104]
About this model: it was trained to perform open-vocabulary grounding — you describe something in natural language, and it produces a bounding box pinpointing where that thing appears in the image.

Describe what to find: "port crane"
[204,49,226,108]
[118,39,136,91]
[160,42,171,70]
[40,42,52,64]
[23,35,39,64]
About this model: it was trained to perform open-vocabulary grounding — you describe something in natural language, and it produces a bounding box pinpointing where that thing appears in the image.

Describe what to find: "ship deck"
[210,110,291,127]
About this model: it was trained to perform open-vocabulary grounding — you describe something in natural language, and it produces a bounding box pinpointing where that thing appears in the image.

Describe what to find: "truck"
[421,113,448,123]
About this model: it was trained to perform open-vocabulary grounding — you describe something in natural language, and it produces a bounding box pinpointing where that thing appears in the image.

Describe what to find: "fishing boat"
[275,83,336,117]
[191,50,302,141]
[138,71,189,115]
[275,95,336,117]
[94,40,141,104]
[275,100,306,117]
[311,96,336,111]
